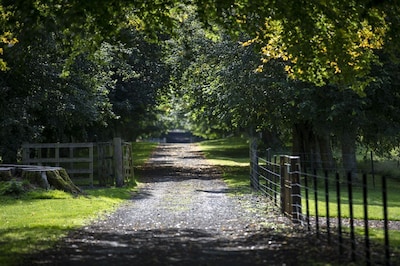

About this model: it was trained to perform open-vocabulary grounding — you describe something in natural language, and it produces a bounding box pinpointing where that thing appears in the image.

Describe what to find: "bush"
[0,179,27,196]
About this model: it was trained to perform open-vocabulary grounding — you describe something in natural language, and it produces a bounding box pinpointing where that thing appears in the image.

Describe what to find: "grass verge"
[198,136,400,259]
[198,136,251,194]
[0,141,157,266]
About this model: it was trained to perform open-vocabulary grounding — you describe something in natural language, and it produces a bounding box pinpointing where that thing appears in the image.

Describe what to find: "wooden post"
[290,156,302,223]
[280,155,302,222]
[113,137,124,187]
[22,144,29,164]
[89,144,93,187]
[280,156,290,215]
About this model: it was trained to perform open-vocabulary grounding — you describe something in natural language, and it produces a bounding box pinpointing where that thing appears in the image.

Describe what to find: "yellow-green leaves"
[0,4,18,71]
[237,1,390,93]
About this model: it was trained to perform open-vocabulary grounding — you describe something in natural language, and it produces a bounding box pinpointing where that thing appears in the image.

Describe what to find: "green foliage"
[0,179,28,196]
[100,28,170,140]
[196,0,399,92]
[163,9,290,138]
[1,1,400,174]
[0,3,171,160]
[25,189,73,200]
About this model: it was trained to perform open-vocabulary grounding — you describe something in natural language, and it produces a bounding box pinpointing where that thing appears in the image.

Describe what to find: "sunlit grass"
[0,142,156,266]
[301,175,400,221]
[198,136,400,259]
[199,136,251,192]
[351,227,400,252]
[0,188,131,265]
[132,142,158,167]
[132,142,158,182]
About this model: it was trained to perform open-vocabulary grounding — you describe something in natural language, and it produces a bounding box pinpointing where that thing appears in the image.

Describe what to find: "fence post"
[113,137,124,187]
[22,143,29,164]
[280,156,290,216]
[280,155,302,223]
[88,143,93,187]
[290,156,302,223]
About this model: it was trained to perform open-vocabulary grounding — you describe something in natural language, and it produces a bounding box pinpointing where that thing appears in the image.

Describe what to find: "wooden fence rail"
[21,138,133,187]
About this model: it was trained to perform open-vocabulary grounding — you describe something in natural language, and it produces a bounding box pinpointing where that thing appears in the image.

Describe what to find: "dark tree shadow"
[24,226,357,266]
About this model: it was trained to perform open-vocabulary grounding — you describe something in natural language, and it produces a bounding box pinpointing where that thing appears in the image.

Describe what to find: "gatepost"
[280,155,302,223]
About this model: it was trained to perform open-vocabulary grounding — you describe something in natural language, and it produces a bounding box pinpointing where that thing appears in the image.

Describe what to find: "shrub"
[0,179,26,196]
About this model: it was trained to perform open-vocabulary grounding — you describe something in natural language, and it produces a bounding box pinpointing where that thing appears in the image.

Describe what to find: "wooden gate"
[22,142,94,186]
[22,138,134,187]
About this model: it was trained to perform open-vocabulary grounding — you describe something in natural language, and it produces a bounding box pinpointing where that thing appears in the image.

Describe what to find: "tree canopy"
[1,0,400,174]
[2,1,399,91]
[193,0,399,93]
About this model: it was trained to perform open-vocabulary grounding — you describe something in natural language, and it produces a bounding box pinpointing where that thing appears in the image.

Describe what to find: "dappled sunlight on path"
[25,144,350,265]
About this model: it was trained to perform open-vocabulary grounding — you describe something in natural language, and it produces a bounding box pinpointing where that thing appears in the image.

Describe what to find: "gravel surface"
[25,143,356,265]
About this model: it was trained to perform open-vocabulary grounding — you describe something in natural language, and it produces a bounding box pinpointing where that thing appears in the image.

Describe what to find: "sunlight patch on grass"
[0,188,131,265]
[199,136,250,193]
[0,141,156,266]
[205,158,249,167]
[132,142,158,166]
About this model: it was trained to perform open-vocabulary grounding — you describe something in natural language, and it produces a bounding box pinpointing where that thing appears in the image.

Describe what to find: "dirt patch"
[25,144,354,265]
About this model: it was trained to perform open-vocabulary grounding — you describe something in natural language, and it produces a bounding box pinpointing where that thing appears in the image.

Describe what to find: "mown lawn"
[301,173,400,253]
[198,136,400,256]
[0,141,157,266]
[198,136,251,193]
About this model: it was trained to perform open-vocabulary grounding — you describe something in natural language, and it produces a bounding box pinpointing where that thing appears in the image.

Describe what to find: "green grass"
[301,174,400,256]
[198,136,400,258]
[0,142,157,266]
[198,136,251,193]
[301,174,400,221]
[132,141,158,182]
[0,188,131,265]
[131,142,158,166]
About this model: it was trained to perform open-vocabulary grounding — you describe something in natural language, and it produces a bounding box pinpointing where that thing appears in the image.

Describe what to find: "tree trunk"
[340,129,358,179]
[317,133,335,171]
[19,166,83,194]
[292,122,322,170]
[261,129,282,149]
[46,169,83,194]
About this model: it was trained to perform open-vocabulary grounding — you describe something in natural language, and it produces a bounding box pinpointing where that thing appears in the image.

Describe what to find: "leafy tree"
[361,52,400,156]
[0,0,183,71]
[194,0,399,92]
[2,0,400,176]
[0,22,117,161]
[97,28,170,141]
[163,10,289,140]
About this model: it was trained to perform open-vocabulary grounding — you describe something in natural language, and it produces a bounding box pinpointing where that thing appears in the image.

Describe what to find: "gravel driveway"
[26,143,347,265]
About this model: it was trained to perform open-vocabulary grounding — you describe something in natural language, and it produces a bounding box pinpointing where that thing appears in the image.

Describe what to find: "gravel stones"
[26,143,348,266]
